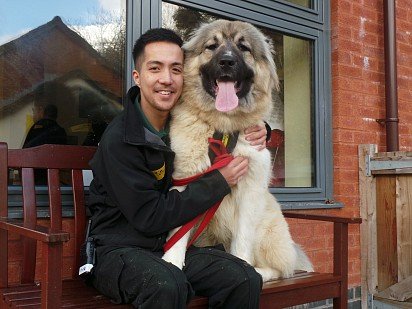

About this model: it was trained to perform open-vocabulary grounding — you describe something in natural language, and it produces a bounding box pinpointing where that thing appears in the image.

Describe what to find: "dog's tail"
[294,243,314,272]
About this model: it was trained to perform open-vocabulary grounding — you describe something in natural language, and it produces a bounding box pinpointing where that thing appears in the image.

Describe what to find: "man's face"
[133,41,184,115]
[32,105,44,122]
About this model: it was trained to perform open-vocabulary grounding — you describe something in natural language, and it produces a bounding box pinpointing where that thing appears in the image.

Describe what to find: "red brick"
[313,223,333,236]
[338,0,352,12]
[333,129,355,143]
[353,131,382,144]
[336,39,363,54]
[349,273,361,287]
[334,143,358,156]
[352,4,380,21]
[349,247,361,262]
[333,155,358,170]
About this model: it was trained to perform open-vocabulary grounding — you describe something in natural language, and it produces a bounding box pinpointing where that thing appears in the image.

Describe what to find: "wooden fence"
[359,145,412,307]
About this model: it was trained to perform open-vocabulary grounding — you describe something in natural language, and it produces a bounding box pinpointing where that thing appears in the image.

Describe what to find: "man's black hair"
[43,104,58,120]
[132,28,183,69]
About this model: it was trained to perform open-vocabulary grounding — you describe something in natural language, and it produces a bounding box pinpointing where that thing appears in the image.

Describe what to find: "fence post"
[359,144,378,308]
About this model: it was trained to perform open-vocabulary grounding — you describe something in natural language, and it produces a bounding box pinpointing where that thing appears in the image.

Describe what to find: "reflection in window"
[0,1,126,185]
[285,0,312,9]
[0,1,125,149]
[162,2,314,188]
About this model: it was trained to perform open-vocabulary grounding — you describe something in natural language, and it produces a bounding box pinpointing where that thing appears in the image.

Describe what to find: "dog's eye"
[205,44,218,51]
[238,44,251,52]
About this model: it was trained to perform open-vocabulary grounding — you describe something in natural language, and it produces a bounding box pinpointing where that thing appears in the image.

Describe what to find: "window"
[2,0,334,209]
[0,0,126,187]
[162,3,314,189]
[0,0,126,150]
[153,1,333,206]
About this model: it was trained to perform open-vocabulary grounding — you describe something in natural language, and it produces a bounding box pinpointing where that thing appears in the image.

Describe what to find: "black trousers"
[91,245,262,308]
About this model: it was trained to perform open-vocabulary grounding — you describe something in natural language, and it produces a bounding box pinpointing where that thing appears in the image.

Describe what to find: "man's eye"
[206,44,218,51]
[173,67,182,74]
[149,66,160,71]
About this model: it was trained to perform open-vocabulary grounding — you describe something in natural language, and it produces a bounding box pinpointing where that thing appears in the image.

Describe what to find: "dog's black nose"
[219,54,236,68]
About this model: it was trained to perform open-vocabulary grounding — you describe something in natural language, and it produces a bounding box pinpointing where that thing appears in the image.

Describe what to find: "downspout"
[383,0,399,151]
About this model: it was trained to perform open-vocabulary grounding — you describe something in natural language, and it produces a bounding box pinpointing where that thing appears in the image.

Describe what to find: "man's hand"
[244,124,267,151]
[219,156,249,187]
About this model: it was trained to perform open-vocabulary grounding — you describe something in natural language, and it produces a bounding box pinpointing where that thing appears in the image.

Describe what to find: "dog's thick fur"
[162,20,313,282]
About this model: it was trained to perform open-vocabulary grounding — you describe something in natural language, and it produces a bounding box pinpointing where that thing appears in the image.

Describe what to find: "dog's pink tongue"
[215,81,238,112]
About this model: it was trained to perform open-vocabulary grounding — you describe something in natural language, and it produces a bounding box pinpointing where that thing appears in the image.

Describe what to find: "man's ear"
[132,69,140,87]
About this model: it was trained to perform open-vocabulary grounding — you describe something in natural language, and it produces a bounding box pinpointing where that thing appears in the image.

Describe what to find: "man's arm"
[90,138,231,237]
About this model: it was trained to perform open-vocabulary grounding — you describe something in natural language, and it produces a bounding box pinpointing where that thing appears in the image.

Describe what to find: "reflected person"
[23,103,67,148]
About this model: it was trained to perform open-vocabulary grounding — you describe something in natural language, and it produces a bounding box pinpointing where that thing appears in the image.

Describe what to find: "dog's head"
[180,20,279,130]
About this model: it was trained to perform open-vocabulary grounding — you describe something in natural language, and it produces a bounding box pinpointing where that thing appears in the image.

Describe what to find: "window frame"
[130,0,335,208]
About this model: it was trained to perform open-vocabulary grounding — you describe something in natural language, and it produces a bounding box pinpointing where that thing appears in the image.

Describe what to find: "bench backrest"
[0,143,96,284]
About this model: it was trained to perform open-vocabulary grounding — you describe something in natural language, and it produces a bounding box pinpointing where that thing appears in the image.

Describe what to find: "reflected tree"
[68,8,126,74]
[172,7,217,41]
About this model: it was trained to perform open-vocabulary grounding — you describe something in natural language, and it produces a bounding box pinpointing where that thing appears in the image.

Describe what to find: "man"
[87,28,268,308]
[23,85,68,184]
[23,103,67,148]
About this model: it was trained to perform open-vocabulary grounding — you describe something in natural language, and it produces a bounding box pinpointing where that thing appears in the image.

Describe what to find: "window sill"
[280,201,343,210]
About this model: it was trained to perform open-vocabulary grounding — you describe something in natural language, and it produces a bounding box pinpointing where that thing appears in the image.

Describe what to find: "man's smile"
[156,89,175,97]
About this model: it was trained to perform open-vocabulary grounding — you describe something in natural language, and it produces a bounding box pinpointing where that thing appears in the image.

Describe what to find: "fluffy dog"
[162,20,313,282]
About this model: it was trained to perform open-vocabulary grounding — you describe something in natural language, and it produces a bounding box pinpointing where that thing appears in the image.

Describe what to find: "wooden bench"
[0,143,361,308]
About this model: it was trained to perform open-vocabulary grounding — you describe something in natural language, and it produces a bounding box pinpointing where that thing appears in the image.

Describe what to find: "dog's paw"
[254,267,281,282]
[162,251,185,270]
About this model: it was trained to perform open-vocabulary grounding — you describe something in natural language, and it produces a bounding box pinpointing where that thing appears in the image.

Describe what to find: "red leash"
[163,138,233,252]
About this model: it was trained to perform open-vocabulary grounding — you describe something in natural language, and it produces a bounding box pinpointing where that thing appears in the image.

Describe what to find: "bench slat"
[7,145,96,169]
[20,168,37,285]
[2,274,340,309]
[0,219,69,243]
[284,211,362,224]
[260,281,341,308]
[262,272,340,292]
[48,169,62,231]
[1,281,132,308]
[72,169,87,279]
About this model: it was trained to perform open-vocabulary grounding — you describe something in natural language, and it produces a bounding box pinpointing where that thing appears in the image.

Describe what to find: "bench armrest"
[0,218,70,243]
[283,212,362,224]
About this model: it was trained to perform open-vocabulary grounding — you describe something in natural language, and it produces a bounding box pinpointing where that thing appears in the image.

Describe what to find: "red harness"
[163,138,234,252]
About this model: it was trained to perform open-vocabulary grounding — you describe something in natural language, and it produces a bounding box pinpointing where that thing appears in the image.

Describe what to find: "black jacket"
[88,86,230,252]
[23,118,67,184]
[23,118,67,148]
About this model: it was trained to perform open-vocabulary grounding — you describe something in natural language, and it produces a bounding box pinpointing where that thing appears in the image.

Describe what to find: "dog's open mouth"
[213,80,242,112]
[199,53,254,112]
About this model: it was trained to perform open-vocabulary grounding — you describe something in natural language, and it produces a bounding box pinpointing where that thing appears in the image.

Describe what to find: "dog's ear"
[264,36,274,54]
[260,35,279,92]
[182,23,208,56]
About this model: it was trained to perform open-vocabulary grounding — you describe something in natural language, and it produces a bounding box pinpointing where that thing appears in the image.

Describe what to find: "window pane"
[0,0,126,153]
[162,2,314,188]
[284,0,312,9]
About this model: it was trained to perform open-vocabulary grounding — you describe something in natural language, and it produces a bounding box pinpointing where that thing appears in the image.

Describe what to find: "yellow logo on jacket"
[152,163,165,180]
[221,133,229,147]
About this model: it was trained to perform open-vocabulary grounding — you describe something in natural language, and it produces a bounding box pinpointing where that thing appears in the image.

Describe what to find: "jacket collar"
[123,86,169,148]
[123,86,146,144]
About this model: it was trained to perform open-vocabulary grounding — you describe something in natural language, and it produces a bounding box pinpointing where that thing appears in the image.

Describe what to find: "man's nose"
[158,70,173,84]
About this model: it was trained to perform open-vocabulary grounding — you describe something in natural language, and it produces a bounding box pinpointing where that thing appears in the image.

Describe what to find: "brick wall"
[288,0,412,289]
